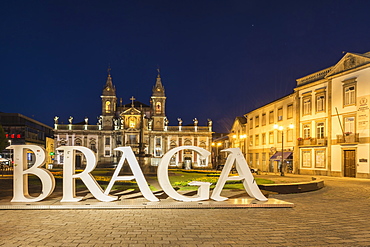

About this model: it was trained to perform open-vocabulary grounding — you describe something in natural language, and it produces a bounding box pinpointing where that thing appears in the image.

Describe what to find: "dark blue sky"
[1,0,370,132]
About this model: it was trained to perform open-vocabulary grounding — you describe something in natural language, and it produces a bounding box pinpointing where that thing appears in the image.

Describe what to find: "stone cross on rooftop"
[130,96,136,107]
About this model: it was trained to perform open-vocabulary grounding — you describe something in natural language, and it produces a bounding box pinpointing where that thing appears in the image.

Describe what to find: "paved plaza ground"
[0,174,370,246]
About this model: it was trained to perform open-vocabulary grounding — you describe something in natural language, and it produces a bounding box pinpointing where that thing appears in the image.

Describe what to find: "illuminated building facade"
[231,51,370,178]
[231,94,297,174]
[53,70,213,169]
[0,113,54,165]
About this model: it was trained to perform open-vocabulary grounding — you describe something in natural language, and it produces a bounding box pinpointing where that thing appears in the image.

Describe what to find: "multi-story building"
[231,94,297,173]
[231,51,370,178]
[0,112,54,166]
[53,70,213,169]
[295,51,370,178]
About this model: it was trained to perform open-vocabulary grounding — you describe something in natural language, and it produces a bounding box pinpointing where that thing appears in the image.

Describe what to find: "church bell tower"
[100,67,117,130]
[150,69,166,131]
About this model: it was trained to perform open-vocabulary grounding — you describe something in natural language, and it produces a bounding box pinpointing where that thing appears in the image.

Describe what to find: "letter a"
[8,145,55,202]
[158,146,211,202]
[104,147,159,202]
[211,148,267,201]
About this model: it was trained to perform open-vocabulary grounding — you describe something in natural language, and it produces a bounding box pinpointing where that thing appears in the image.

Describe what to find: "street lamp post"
[274,124,294,176]
[8,140,12,162]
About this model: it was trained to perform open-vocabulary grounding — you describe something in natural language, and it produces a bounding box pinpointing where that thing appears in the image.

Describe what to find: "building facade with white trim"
[53,70,213,169]
[232,51,370,178]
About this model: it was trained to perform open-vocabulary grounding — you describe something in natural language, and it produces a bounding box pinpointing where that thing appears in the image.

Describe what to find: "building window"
[255,134,259,146]
[344,116,355,133]
[302,150,312,168]
[287,129,293,142]
[105,101,111,113]
[316,94,325,112]
[170,141,177,150]
[105,137,110,146]
[255,116,259,128]
[249,136,253,146]
[262,113,266,126]
[262,133,266,145]
[315,150,326,168]
[199,141,206,149]
[303,124,311,139]
[249,153,253,165]
[316,122,325,139]
[344,84,356,106]
[255,153,259,167]
[105,150,110,156]
[287,104,293,119]
[262,152,266,168]
[75,138,82,146]
[156,137,162,146]
[59,151,64,164]
[277,130,282,143]
[269,131,274,144]
[90,142,97,153]
[249,118,253,129]
[277,107,283,121]
[303,97,311,115]
[156,102,162,114]
[269,111,274,124]
[155,137,162,157]
[128,135,137,144]
[116,136,122,145]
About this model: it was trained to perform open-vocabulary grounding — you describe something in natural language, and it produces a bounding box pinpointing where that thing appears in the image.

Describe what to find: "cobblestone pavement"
[1,175,370,246]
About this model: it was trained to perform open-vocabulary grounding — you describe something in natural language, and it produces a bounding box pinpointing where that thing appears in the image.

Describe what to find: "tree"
[0,125,8,152]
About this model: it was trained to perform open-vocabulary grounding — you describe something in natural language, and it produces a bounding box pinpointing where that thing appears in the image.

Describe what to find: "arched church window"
[105,101,111,113]
[90,143,96,153]
[199,141,206,149]
[156,102,161,114]
[184,140,192,146]
[75,138,82,146]
[170,141,177,149]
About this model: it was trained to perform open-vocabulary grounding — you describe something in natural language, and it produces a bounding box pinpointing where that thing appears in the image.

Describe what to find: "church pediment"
[122,107,141,115]
[325,52,370,77]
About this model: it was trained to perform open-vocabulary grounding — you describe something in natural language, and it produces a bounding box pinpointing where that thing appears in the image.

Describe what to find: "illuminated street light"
[274,124,294,176]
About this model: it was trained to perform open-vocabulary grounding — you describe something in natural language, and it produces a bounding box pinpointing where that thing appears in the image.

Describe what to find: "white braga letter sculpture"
[7,145,267,203]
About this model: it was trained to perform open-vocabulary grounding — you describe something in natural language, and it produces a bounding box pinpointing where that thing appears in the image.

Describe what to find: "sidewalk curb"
[258,179,324,194]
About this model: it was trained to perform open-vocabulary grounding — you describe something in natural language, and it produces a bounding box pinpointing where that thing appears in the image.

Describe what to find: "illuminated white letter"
[8,145,55,202]
[57,146,116,202]
[211,148,267,201]
[104,147,159,201]
[157,146,211,202]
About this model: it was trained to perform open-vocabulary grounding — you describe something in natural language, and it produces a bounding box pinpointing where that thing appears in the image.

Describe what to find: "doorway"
[75,155,82,168]
[343,150,356,177]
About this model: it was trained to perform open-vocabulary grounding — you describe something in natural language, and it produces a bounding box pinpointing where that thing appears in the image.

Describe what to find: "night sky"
[2,1,370,133]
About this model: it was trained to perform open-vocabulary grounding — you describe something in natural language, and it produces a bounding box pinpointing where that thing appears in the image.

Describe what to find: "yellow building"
[231,51,370,178]
[231,94,296,174]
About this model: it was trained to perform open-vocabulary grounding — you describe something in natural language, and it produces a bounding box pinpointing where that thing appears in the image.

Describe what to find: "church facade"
[53,70,213,169]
